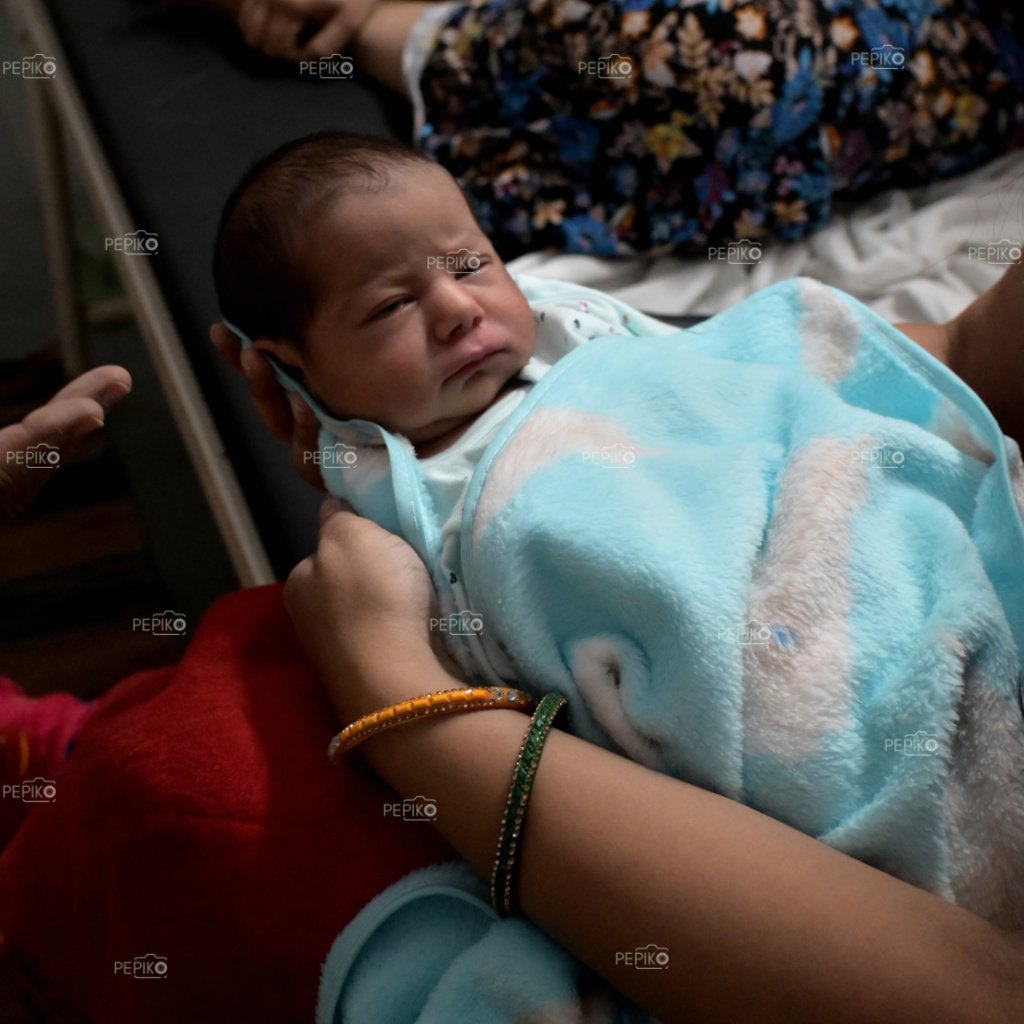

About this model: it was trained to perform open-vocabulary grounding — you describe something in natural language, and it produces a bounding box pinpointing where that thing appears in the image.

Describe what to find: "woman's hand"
[283,500,441,723]
[234,0,379,61]
[209,323,323,490]
[0,365,131,522]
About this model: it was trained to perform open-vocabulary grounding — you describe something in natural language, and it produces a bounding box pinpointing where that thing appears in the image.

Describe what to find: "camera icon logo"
[707,238,762,264]
[430,610,485,635]
[853,43,905,68]
[852,443,905,469]
[428,248,482,273]
[577,53,634,78]
[300,54,354,78]
[403,795,438,821]
[133,611,187,636]
[106,230,159,255]
[967,239,1022,265]
[113,953,168,979]
[24,442,60,468]
[383,795,438,820]
[22,53,57,78]
[154,610,186,636]
[321,442,358,469]
[582,442,637,469]
[871,43,905,67]
[597,53,633,79]
[884,731,941,756]
[10,777,58,803]
[615,943,670,969]
[450,610,484,635]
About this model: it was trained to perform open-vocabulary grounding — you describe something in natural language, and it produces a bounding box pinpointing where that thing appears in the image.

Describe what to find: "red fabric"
[0,585,454,1023]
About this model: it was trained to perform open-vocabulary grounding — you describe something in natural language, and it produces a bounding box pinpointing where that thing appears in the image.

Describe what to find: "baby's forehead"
[312,168,481,272]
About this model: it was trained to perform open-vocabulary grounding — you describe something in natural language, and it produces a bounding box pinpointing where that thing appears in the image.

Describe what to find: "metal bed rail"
[8,0,275,586]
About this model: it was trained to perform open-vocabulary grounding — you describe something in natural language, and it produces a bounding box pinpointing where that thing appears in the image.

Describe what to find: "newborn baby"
[214,131,1024,929]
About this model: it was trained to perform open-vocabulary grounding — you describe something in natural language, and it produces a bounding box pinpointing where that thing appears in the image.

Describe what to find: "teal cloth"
[315,861,655,1024]
[226,276,1024,1021]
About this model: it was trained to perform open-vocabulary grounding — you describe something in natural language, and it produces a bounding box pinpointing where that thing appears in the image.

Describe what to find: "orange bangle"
[328,687,535,763]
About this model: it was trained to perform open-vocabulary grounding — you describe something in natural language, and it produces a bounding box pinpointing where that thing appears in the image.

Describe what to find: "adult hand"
[0,365,131,523]
[283,499,441,723]
[294,0,379,61]
[235,0,378,62]
[209,323,323,490]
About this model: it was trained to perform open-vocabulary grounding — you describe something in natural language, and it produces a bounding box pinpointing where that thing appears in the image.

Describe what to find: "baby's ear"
[252,337,306,378]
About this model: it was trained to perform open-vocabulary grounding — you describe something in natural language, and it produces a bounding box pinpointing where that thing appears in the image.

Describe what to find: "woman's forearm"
[348,642,1023,1024]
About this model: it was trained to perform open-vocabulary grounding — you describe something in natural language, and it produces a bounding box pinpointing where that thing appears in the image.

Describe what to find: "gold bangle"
[328,687,535,763]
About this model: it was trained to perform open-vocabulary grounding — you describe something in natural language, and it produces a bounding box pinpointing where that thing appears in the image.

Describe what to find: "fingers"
[50,365,132,411]
[263,7,308,59]
[0,385,121,522]
[238,0,272,50]
[237,0,309,59]
[298,10,359,58]
[318,496,355,528]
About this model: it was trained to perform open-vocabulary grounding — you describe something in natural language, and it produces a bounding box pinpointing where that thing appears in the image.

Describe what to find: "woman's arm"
[342,638,1023,1024]
[897,258,1024,443]
[284,509,1024,1024]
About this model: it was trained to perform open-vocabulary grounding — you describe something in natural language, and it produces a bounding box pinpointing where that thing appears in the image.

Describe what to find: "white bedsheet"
[508,149,1024,325]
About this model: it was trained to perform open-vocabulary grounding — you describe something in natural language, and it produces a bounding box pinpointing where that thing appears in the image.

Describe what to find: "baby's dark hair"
[213,131,434,346]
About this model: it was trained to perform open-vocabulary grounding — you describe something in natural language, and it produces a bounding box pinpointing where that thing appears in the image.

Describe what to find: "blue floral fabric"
[415,0,1024,257]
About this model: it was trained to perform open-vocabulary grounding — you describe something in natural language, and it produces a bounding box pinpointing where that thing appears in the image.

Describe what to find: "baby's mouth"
[445,345,504,381]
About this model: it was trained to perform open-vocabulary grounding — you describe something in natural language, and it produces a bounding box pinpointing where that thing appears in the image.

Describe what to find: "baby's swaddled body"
[298,275,1024,928]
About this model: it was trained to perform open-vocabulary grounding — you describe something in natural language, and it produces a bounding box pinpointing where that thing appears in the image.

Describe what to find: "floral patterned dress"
[414,0,1024,257]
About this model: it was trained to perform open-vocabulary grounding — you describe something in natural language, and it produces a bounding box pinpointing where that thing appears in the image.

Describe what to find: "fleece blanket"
[238,277,1024,1022]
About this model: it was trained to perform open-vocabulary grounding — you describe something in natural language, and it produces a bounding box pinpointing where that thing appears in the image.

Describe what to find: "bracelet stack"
[490,692,568,918]
[327,686,534,762]
[327,684,569,921]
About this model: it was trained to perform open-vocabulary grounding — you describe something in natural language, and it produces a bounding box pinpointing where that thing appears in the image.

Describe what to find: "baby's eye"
[453,259,489,279]
[371,297,410,320]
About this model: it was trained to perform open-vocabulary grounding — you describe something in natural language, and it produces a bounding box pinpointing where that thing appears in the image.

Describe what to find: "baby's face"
[272,163,536,449]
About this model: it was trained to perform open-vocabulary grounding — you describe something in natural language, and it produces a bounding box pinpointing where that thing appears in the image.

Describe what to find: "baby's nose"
[433,281,484,340]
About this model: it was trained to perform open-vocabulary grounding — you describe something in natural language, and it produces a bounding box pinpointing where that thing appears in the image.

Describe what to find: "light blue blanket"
[231,277,1024,1022]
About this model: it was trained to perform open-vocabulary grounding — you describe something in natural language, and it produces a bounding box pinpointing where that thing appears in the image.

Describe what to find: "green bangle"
[490,691,568,918]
